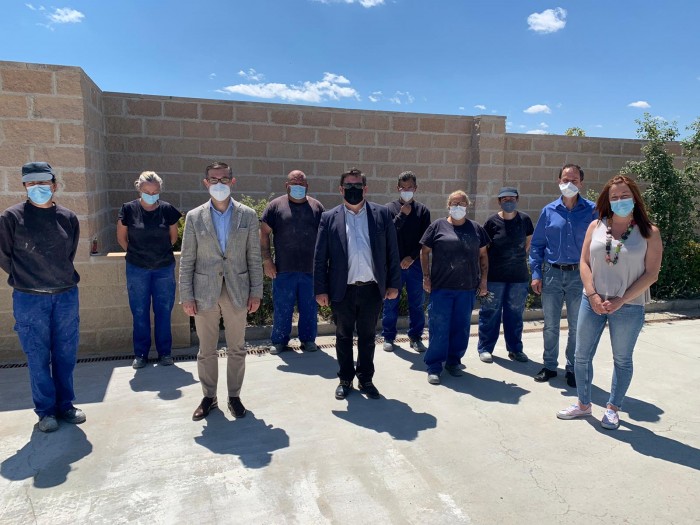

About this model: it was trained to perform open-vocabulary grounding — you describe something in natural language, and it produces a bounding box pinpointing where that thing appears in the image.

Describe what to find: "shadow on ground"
[129,363,198,400]
[194,409,289,469]
[274,348,338,379]
[0,425,92,488]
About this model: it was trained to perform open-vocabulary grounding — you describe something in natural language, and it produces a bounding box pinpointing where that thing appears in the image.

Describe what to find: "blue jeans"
[271,272,318,345]
[574,295,644,409]
[126,262,176,358]
[424,288,474,374]
[477,281,529,355]
[382,261,425,341]
[541,264,583,372]
[13,287,80,418]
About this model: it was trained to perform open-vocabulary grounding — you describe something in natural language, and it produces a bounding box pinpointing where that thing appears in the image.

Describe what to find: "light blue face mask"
[611,198,634,217]
[289,185,306,199]
[27,184,53,205]
[141,193,159,205]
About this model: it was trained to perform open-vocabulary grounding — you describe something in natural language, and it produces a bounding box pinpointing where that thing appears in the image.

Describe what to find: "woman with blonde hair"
[117,171,182,369]
[419,190,490,385]
[557,175,662,429]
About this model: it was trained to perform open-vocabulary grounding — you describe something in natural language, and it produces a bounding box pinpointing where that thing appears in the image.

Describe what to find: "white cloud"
[527,8,567,34]
[594,124,603,128]
[388,91,414,105]
[369,91,382,103]
[628,100,651,109]
[518,124,527,129]
[314,0,384,7]
[526,129,548,135]
[506,121,513,128]
[48,7,84,23]
[238,68,264,82]
[474,104,486,110]
[458,106,465,111]
[209,73,216,80]
[539,122,549,128]
[219,72,360,103]
[25,3,45,10]
[524,104,551,114]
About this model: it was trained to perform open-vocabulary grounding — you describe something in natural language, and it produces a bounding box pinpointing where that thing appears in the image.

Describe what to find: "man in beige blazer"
[179,161,263,421]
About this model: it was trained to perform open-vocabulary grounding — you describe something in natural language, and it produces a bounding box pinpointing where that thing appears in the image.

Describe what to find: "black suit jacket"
[314,201,401,303]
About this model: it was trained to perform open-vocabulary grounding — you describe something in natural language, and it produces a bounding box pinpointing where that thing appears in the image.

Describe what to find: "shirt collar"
[209,198,234,215]
[343,201,367,217]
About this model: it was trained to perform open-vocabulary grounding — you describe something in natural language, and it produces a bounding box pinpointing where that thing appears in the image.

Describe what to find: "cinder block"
[59,123,85,145]
[301,111,332,127]
[444,150,469,165]
[251,125,284,142]
[361,148,389,163]
[236,141,267,158]
[1,69,53,94]
[54,68,85,96]
[218,123,251,140]
[417,150,444,164]
[200,103,234,121]
[362,114,390,130]
[127,137,162,154]
[164,101,198,119]
[201,140,234,157]
[2,119,55,144]
[271,110,300,125]
[0,94,29,118]
[541,153,567,168]
[419,117,446,133]
[107,117,143,135]
[404,134,432,148]
[252,160,285,176]
[162,138,200,155]
[312,162,347,180]
[0,144,32,167]
[429,165,458,179]
[331,146,361,162]
[32,95,84,120]
[145,119,180,137]
[32,145,86,169]
[376,132,404,147]
[102,96,124,116]
[235,106,269,122]
[431,135,460,149]
[390,149,418,164]
[332,113,362,129]
[347,130,375,146]
[301,144,331,161]
[392,116,418,132]
[478,135,505,151]
[621,142,642,156]
[579,141,601,154]
[532,138,557,152]
[445,118,472,134]
[234,175,271,193]
[60,171,88,192]
[507,137,532,151]
[267,142,301,159]
[183,121,217,139]
[318,129,347,145]
[519,153,543,167]
[126,99,162,117]
[554,139,579,153]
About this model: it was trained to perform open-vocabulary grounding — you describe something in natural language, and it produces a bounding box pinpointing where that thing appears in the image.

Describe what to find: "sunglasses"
[342,183,364,190]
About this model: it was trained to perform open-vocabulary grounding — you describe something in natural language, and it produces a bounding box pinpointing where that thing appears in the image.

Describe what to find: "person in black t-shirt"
[260,170,325,355]
[419,190,490,385]
[117,171,181,369]
[0,162,85,433]
[477,187,534,364]
[382,171,431,353]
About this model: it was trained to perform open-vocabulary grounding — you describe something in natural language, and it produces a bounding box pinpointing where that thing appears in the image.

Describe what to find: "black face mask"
[344,187,364,205]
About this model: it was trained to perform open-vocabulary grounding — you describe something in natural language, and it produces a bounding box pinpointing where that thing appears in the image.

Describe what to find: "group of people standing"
[1,159,661,434]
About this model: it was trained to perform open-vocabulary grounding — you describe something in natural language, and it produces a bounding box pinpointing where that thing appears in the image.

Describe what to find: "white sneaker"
[479,352,493,363]
[601,409,620,430]
[383,341,394,352]
[427,373,441,385]
[556,404,592,420]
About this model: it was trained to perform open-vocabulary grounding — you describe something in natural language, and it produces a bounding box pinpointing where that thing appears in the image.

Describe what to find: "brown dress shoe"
[192,396,218,421]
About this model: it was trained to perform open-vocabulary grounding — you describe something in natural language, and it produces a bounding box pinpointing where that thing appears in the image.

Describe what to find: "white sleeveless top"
[588,219,649,305]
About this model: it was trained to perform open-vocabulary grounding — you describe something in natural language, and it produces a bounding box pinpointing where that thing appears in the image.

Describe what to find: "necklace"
[605,219,635,266]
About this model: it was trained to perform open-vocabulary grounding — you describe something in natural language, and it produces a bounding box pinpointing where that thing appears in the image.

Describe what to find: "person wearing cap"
[0,162,85,433]
[477,187,534,364]
[117,171,182,369]
[529,164,597,386]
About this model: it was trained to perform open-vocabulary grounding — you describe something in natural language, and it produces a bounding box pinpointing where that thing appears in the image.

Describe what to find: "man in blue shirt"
[529,164,596,386]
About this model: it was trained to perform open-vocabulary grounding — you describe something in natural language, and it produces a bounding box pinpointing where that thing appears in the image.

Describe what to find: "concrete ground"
[0,316,698,525]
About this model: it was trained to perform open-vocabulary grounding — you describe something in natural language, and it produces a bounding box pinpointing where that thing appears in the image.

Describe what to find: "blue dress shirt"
[209,198,234,253]
[528,195,597,280]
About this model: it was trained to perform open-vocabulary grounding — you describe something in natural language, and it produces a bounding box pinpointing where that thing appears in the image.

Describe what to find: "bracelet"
[588,292,599,298]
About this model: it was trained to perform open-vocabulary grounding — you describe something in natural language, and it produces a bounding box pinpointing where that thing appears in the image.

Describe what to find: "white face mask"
[209,182,231,201]
[400,191,414,202]
[559,181,579,198]
[449,205,467,220]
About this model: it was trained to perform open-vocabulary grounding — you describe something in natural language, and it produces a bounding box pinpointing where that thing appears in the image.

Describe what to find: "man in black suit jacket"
[314,168,401,400]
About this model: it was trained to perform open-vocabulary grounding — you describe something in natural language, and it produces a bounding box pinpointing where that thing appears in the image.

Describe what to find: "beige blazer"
[178,199,263,311]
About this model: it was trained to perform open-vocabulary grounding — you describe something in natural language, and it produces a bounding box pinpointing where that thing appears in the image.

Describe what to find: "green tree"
[564,127,586,137]
[622,113,700,298]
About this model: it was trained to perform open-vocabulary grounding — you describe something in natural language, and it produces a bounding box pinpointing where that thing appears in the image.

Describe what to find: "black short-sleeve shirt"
[260,195,325,273]
[483,211,534,283]
[118,200,181,269]
[420,218,490,290]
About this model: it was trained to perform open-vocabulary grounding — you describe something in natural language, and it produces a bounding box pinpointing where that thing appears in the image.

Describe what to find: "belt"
[551,263,579,271]
[14,285,76,295]
[350,280,376,287]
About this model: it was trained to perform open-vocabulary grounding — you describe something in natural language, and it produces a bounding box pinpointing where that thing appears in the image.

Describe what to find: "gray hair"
[134,171,163,191]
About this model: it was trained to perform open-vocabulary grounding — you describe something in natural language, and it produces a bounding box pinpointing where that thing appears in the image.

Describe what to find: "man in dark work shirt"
[0,162,85,433]
[260,170,325,355]
[382,171,431,353]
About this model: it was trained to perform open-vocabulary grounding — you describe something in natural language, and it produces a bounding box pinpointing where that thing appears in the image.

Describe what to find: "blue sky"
[2,0,699,139]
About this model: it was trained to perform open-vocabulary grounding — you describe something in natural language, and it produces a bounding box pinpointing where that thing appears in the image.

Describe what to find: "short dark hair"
[205,161,232,177]
[22,177,56,186]
[559,163,584,181]
[340,167,367,186]
[397,170,417,186]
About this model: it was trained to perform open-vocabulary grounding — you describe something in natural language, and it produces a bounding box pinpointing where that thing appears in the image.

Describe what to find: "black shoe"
[534,367,558,382]
[335,380,353,400]
[358,381,380,399]
[565,371,577,388]
[193,397,218,421]
[228,397,247,418]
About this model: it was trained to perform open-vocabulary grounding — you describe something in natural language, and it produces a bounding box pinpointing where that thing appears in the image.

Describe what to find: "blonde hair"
[446,190,470,207]
[134,171,163,190]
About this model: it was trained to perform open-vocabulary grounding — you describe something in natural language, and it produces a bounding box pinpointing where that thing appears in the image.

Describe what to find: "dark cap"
[22,162,55,183]
[498,187,519,198]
